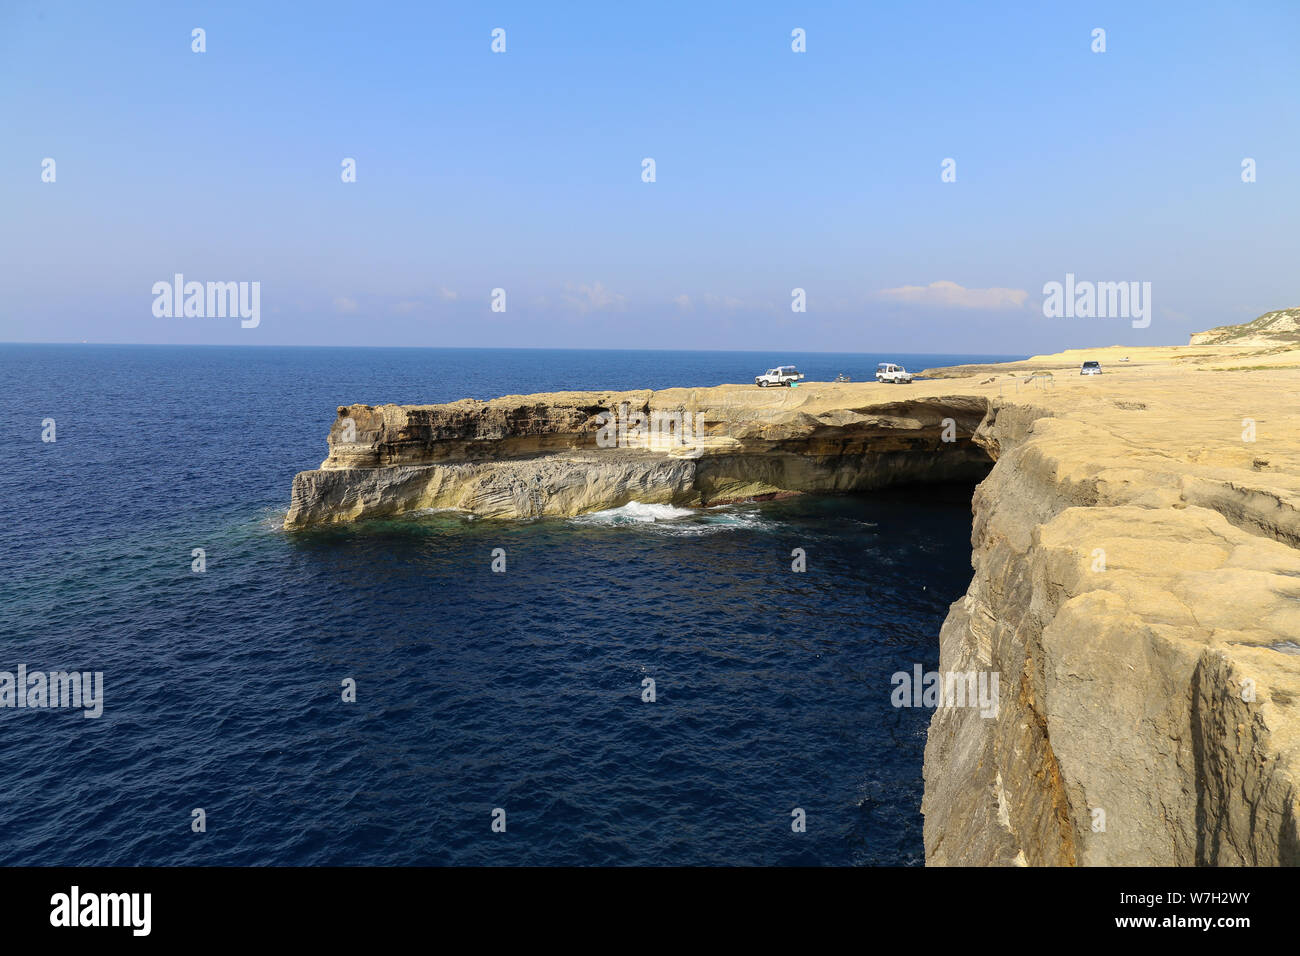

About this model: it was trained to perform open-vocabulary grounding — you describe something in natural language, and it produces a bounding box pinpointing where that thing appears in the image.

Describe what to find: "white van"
[755,366,805,387]
[875,363,914,384]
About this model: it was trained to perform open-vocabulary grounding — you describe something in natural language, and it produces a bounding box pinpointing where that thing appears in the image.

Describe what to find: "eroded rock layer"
[924,399,1300,866]
[284,389,991,525]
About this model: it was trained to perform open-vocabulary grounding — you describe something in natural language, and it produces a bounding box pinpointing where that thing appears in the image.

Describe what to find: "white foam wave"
[572,502,698,525]
[570,501,783,535]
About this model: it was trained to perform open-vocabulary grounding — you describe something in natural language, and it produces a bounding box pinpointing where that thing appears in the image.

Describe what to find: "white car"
[875,363,914,384]
[1080,361,1102,376]
[755,365,804,387]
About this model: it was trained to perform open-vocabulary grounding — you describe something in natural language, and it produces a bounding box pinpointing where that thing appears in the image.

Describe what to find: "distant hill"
[1189,308,1300,345]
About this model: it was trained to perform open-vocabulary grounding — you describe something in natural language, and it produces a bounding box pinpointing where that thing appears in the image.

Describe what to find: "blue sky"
[2,0,1297,352]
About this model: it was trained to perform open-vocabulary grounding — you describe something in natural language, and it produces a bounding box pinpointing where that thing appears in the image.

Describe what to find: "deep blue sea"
[0,345,1021,866]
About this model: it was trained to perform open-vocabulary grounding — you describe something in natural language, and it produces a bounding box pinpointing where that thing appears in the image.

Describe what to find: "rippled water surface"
[0,345,1011,865]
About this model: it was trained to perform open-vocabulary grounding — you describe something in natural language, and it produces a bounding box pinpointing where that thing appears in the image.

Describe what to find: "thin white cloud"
[701,293,747,310]
[673,294,693,311]
[562,281,626,314]
[333,296,359,314]
[879,280,1029,310]
[437,286,458,301]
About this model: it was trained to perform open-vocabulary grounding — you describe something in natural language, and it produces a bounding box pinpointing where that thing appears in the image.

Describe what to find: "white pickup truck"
[875,362,914,384]
[755,365,805,387]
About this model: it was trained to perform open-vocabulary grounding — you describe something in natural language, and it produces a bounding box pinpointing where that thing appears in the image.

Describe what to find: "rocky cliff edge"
[284,342,1300,865]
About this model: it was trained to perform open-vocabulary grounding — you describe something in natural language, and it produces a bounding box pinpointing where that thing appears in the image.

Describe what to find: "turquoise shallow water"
[0,345,1012,865]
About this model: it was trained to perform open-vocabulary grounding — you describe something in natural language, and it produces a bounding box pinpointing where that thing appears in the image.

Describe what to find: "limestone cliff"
[284,388,990,526]
[284,346,1300,866]
[923,393,1300,865]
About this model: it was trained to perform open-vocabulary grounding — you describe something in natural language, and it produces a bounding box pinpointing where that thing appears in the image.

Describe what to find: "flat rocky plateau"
[285,334,1300,865]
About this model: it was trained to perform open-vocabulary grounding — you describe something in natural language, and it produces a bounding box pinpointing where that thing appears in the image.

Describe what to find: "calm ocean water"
[0,345,1021,866]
